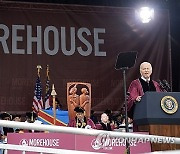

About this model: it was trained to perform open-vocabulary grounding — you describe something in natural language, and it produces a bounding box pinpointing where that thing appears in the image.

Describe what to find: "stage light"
[136,7,154,23]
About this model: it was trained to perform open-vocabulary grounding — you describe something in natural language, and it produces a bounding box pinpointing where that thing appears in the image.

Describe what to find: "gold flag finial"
[37,65,42,77]
[51,84,57,125]
[51,84,57,96]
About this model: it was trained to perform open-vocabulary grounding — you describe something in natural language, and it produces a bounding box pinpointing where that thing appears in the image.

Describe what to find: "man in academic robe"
[96,113,115,131]
[127,62,162,130]
[68,106,96,129]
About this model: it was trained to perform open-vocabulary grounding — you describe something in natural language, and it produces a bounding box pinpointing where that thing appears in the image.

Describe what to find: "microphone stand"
[162,80,171,92]
[157,80,165,92]
[121,67,130,154]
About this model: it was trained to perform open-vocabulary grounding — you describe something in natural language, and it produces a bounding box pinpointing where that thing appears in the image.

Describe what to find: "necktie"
[146,80,150,90]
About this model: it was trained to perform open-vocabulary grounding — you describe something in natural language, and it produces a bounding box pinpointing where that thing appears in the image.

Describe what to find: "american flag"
[33,76,43,113]
[44,76,51,109]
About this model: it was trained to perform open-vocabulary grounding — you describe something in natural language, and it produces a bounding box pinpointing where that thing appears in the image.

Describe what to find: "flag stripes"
[33,76,43,113]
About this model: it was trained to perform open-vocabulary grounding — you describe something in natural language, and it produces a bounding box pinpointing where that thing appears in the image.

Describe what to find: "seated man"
[68,106,96,129]
[96,113,115,131]
[114,114,123,129]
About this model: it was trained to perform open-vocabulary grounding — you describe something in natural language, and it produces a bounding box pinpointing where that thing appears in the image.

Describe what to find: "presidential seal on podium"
[161,96,178,114]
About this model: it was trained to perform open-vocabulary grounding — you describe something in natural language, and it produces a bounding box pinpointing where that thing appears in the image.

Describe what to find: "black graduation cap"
[74,106,85,113]
[0,112,12,120]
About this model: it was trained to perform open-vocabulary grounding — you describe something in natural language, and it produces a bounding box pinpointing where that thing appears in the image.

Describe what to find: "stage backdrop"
[0,2,171,113]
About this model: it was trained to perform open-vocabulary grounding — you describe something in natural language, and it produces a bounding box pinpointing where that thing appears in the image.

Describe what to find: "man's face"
[101,113,109,123]
[13,117,21,122]
[76,112,84,121]
[140,63,152,79]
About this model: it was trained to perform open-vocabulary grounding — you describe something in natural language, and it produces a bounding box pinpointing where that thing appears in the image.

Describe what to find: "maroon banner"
[7,132,151,153]
[0,2,171,113]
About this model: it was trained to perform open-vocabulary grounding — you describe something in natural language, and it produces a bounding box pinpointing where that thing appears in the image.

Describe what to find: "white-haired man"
[127,62,162,130]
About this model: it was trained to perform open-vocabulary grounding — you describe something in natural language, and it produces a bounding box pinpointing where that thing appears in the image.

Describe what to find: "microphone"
[162,80,171,92]
[158,79,166,92]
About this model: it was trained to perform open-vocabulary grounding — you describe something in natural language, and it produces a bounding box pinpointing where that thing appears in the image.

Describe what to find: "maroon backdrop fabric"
[0,2,171,113]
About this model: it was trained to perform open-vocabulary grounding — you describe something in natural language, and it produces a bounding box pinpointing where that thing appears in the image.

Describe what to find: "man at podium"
[127,62,162,122]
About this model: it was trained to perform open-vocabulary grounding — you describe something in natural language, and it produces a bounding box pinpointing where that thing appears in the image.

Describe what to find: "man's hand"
[136,96,142,102]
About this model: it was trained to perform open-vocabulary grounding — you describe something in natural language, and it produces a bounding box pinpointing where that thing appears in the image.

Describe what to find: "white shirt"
[141,76,150,82]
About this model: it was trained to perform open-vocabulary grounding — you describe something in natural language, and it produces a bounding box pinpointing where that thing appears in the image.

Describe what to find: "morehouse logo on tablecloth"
[91,133,156,150]
[19,138,60,147]
[20,139,28,146]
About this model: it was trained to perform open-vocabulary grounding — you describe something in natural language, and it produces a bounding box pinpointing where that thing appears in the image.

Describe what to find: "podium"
[134,92,180,151]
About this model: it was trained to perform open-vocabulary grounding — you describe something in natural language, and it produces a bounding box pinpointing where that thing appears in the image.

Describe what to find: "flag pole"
[46,65,50,80]
[32,65,43,113]
[51,84,57,125]
[44,65,51,109]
